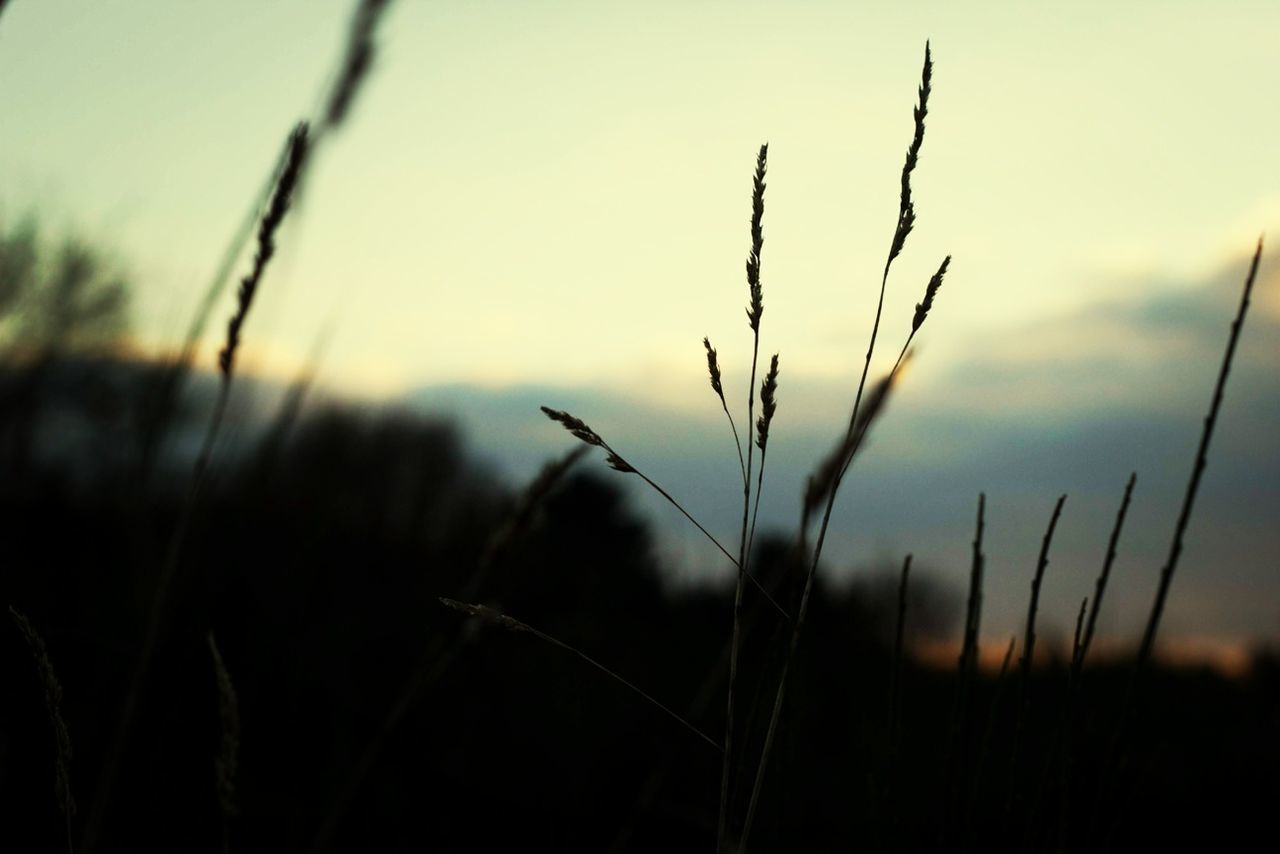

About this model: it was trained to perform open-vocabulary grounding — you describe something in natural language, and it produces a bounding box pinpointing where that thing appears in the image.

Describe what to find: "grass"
[0,8,1273,851]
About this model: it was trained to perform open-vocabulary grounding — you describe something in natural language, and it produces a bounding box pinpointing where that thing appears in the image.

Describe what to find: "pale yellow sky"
[1,0,1276,399]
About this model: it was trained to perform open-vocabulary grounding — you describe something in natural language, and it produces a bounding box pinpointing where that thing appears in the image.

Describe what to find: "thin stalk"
[883,553,912,840]
[1136,238,1262,671]
[944,493,985,843]
[81,124,309,854]
[723,398,748,488]
[1004,495,1067,823]
[720,142,768,853]
[737,362,903,851]
[541,406,790,619]
[439,599,722,753]
[1090,236,1263,847]
[704,337,747,489]
[958,635,1016,854]
[1056,597,1090,853]
[887,553,912,747]
[1078,473,1137,667]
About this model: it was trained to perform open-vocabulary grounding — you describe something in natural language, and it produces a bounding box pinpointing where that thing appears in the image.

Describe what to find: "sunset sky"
[2,1,1277,654]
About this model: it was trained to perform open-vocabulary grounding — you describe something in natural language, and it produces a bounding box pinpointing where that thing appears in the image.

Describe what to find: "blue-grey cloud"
[404,254,1280,649]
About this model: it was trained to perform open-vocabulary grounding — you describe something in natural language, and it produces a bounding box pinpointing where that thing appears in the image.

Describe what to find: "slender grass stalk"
[838,255,949,487]
[959,635,1016,854]
[81,123,310,854]
[307,446,587,852]
[1004,494,1067,820]
[847,39,933,451]
[882,553,912,840]
[738,364,904,851]
[1135,237,1263,670]
[945,493,985,843]
[438,598,722,753]
[607,636,735,854]
[9,607,75,854]
[206,633,240,854]
[704,337,747,487]
[960,493,986,683]
[887,552,912,746]
[1048,597,1090,854]
[1070,598,1088,678]
[1020,495,1067,688]
[746,354,780,563]
[719,144,769,853]
[1078,473,1136,668]
[138,0,392,479]
[539,405,790,620]
[1090,236,1264,847]
[737,45,947,839]
[136,147,285,481]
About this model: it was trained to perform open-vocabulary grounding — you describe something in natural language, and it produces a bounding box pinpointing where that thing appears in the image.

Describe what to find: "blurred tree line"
[0,218,1275,852]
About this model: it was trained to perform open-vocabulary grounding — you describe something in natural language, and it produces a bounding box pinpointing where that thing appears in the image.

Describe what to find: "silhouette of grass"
[2,12,1274,851]
[438,598,723,753]
[81,121,310,854]
[206,632,239,854]
[9,606,75,854]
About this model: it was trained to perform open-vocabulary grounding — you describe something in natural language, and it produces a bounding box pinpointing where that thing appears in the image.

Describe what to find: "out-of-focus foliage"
[0,217,130,355]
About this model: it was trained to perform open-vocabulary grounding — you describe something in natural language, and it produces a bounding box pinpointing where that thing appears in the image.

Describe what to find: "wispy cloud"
[405,250,1280,646]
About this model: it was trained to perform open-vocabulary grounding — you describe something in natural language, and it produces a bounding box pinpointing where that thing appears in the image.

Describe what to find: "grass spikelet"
[720,142,772,852]
[9,606,75,854]
[218,122,310,379]
[744,143,767,332]
[539,403,788,618]
[886,41,931,272]
[802,365,902,526]
[755,354,779,454]
[438,598,530,633]
[742,362,906,850]
[438,598,722,753]
[704,336,747,486]
[704,336,725,400]
[540,405,605,447]
[206,633,240,854]
[324,0,394,130]
[912,255,951,333]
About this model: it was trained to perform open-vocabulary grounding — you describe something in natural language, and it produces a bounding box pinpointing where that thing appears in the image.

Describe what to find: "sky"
[1,1,1277,657]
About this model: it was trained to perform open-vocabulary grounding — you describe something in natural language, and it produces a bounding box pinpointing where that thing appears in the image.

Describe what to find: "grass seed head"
[219,122,310,378]
[439,598,530,634]
[206,632,240,820]
[703,336,726,402]
[755,353,780,452]
[886,42,932,270]
[540,405,605,447]
[912,255,951,332]
[9,607,75,823]
[803,366,902,526]
[745,143,768,331]
[325,0,394,130]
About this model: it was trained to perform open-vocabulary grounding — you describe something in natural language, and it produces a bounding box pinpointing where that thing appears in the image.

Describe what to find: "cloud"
[404,251,1280,646]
